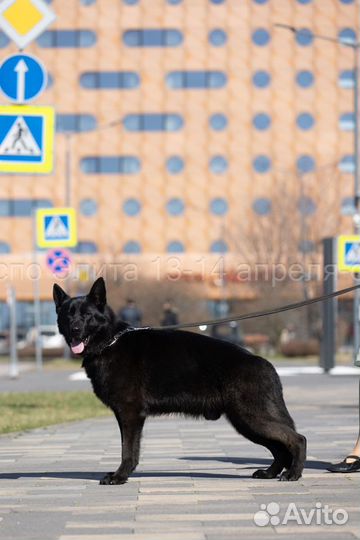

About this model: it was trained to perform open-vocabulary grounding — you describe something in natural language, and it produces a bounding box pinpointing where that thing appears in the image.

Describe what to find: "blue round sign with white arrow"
[0,53,48,105]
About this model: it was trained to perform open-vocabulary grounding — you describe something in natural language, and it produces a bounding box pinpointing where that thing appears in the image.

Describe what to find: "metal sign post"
[32,212,42,371]
[7,285,18,378]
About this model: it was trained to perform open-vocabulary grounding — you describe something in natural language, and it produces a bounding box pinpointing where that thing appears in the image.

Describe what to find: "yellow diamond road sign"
[0,0,56,49]
[36,208,78,248]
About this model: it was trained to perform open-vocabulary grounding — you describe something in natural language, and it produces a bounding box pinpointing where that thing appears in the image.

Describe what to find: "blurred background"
[0,0,359,360]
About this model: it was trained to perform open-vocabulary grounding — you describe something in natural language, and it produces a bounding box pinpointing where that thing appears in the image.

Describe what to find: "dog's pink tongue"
[71,341,85,354]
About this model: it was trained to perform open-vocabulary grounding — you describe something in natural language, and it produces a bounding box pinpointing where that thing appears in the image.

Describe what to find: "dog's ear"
[53,283,69,313]
[88,277,107,308]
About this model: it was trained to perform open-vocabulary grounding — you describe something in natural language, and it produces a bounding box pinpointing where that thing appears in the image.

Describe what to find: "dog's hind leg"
[100,409,145,485]
[226,411,306,481]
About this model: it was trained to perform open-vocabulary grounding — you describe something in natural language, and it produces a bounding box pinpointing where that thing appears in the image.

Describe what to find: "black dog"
[53,278,306,485]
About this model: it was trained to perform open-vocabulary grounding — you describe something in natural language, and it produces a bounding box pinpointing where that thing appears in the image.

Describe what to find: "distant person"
[161,300,179,327]
[118,298,142,327]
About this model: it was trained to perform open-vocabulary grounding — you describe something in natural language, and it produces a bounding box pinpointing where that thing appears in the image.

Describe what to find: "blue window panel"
[0,31,10,47]
[253,70,271,88]
[0,242,10,253]
[295,28,313,46]
[166,71,227,89]
[209,29,227,46]
[72,241,98,253]
[339,155,355,173]
[37,30,96,47]
[123,0,139,4]
[123,198,142,216]
[46,73,54,89]
[209,113,228,131]
[166,156,184,174]
[298,196,316,216]
[296,70,314,88]
[123,241,142,254]
[253,0,268,3]
[339,70,355,88]
[252,28,271,46]
[167,241,185,253]
[340,0,355,4]
[253,155,271,173]
[210,198,229,216]
[297,155,316,173]
[167,0,183,4]
[210,0,226,4]
[209,155,228,173]
[0,199,53,217]
[80,198,98,216]
[252,198,272,215]
[56,114,97,133]
[299,240,315,253]
[123,29,183,47]
[210,240,229,253]
[166,198,185,216]
[80,71,140,89]
[339,113,355,131]
[296,112,315,130]
[341,196,355,216]
[297,0,312,3]
[253,113,271,130]
[81,0,96,4]
[123,113,183,132]
[339,28,357,45]
[81,156,141,174]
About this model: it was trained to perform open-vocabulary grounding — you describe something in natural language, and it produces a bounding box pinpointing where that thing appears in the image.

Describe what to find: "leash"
[150,283,360,331]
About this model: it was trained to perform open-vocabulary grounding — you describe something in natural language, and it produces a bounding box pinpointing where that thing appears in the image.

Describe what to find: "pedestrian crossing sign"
[36,207,77,248]
[0,105,54,173]
[338,235,360,272]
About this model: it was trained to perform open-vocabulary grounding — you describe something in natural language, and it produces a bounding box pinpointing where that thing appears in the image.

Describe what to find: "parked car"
[17,325,65,357]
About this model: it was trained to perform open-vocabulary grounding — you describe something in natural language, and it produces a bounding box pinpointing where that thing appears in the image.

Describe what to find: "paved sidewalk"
[0,374,359,540]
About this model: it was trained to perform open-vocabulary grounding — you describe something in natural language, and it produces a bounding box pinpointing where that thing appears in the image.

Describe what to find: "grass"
[0,391,110,435]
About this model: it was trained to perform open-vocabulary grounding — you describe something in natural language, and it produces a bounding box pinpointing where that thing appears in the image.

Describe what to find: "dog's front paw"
[253,469,275,479]
[99,472,128,485]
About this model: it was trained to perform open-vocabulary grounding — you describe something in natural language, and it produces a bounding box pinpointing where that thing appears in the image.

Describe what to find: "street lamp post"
[276,22,360,366]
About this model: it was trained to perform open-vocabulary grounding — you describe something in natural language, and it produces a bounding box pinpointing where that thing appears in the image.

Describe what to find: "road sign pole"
[32,213,42,371]
[321,238,337,373]
[353,36,360,367]
[7,285,19,378]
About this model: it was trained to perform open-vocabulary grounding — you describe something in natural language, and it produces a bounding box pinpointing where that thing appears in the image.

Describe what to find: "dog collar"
[106,326,149,349]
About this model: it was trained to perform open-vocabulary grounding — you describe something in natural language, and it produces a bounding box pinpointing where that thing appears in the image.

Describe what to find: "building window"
[296,70,314,88]
[123,113,183,132]
[339,113,355,131]
[253,155,271,173]
[209,155,228,174]
[253,70,271,88]
[0,31,10,47]
[341,196,355,215]
[80,199,98,216]
[72,241,98,253]
[47,73,54,89]
[339,70,355,89]
[123,241,141,254]
[81,0,96,5]
[210,0,226,4]
[81,156,141,174]
[123,0,139,4]
[339,155,355,173]
[297,0,312,4]
[166,71,227,89]
[56,114,97,133]
[297,155,316,173]
[0,241,10,253]
[209,113,228,131]
[167,241,185,253]
[295,28,313,46]
[37,30,97,47]
[210,198,229,216]
[253,0,269,3]
[296,112,315,130]
[339,28,357,45]
[253,113,271,130]
[123,198,141,216]
[340,0,355,4]
[298,196,316,216]
[80,71,140,89]
[166,156,184,174]
[252,28,271,46]
[167,0,183,4]
[210,240,229,253]
[299,240,315,253]
[123,29,183,47]
[166,198,185,216]
[209,29,227,46]
[252,198,272,216]
[0,199,52,217]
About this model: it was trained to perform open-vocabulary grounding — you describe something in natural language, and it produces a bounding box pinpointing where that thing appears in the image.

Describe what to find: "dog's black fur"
[53,278,306,485]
